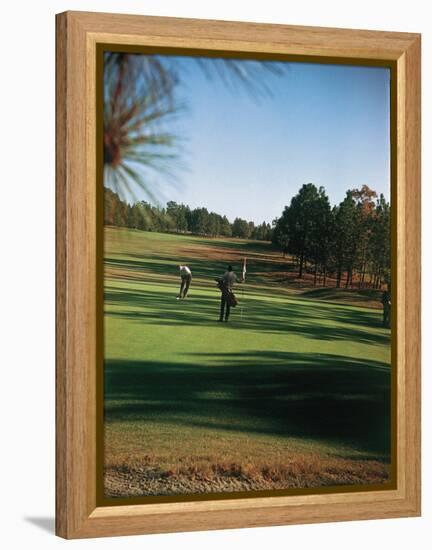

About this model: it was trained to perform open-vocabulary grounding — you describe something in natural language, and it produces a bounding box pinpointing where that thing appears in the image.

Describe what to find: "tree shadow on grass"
[105,285,390,346]
[106,256,240,281]
[105,249,290,289]
[105,351,391,458]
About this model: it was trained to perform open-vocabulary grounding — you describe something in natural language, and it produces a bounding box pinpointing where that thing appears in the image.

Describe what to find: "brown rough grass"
[104,453,390,498]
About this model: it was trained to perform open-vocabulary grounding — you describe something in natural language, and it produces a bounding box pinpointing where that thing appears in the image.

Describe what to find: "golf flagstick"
[241,257,246,320]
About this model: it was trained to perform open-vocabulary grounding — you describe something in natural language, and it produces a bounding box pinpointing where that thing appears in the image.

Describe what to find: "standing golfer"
[217,265,238,322]
[177,265,192,299]
[381,286,391,328]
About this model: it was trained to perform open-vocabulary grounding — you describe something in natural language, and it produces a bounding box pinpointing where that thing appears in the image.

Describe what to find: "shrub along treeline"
[104,188,272,240]
[272,183,390,289]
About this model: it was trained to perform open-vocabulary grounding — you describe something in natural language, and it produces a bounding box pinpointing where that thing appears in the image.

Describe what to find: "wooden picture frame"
[56,11,421,539]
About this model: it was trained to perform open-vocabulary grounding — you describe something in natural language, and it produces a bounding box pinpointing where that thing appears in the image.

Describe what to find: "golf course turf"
[104,227,392,497]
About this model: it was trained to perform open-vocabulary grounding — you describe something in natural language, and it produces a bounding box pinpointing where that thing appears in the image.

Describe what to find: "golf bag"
[215,278,238,307]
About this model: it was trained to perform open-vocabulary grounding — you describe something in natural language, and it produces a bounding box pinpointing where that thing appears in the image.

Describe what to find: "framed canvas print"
[56,11,421,539]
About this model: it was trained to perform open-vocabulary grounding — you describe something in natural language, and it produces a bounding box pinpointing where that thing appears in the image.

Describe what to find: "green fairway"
[104,227,392,496]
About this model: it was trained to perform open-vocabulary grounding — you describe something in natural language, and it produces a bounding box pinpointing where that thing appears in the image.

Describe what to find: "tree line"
[105,182,390,290]
[272,183,390,288]
[104,188,272,240]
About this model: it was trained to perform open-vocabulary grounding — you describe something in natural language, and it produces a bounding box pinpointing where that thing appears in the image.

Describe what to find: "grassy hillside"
[104,227,392,497]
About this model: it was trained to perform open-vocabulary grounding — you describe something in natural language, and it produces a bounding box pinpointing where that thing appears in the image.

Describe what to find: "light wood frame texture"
[56,11,421,539]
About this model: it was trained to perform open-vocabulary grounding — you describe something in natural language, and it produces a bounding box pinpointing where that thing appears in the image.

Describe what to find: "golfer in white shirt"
[177,265,192,299]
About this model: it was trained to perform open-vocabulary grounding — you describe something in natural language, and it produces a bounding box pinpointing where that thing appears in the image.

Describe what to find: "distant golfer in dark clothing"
[177,265,192,299]
[381,287,391,328]
[216,265,238,322]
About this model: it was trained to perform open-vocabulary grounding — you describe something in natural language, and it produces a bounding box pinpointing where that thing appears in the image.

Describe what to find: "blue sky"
[114,56,391,224]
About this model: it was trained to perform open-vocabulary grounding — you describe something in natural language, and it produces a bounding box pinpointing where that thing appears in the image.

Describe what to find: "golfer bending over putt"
[177,265,192,299]
[216,265,238,322]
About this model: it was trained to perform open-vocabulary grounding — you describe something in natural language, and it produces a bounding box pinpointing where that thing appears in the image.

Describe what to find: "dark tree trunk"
[361,263,366,288]
[336,267,342,288]
[376,273,382,289]
[298,253,304,278]
[345,268,350,288]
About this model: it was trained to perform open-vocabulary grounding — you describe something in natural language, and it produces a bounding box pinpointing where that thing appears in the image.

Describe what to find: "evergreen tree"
[273,183,327,278]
